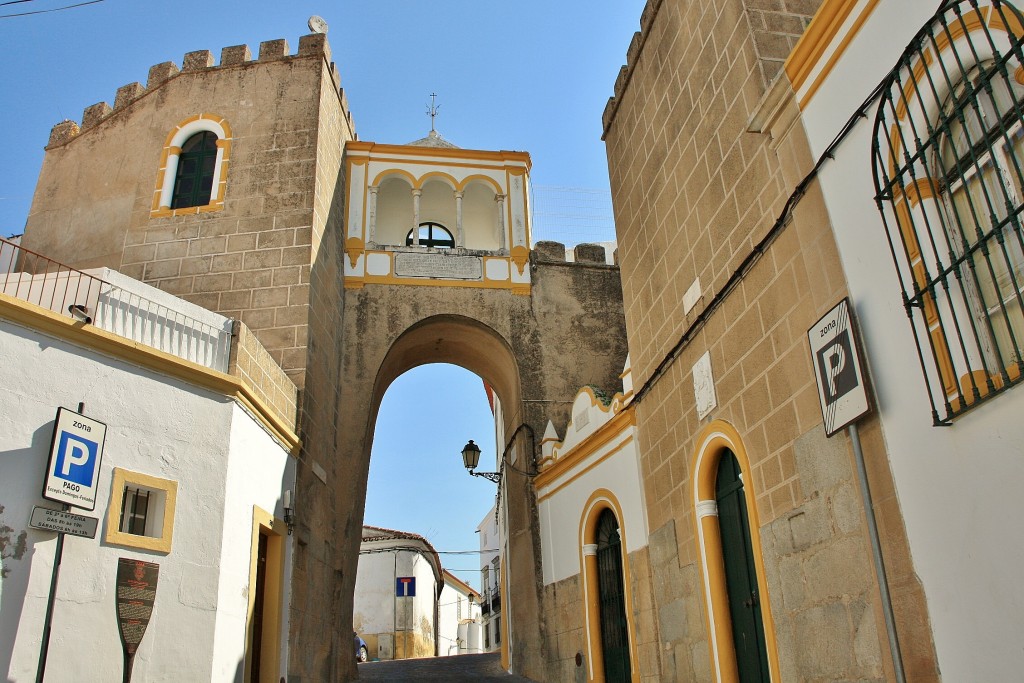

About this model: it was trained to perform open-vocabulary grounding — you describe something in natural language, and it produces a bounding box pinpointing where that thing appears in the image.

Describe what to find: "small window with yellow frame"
[104,468,178,553]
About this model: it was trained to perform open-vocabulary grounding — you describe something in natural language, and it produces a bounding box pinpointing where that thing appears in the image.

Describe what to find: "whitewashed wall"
[0,314,291,682]
[799,2,1024,679]
[537,427,648,586]
[353,544,440,658]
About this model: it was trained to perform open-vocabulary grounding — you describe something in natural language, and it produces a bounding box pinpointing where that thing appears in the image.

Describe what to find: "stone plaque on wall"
[394,252,482,280]
[116,557,159,682]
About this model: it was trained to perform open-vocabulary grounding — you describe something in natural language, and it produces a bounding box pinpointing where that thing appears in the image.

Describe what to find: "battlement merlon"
[47,32,353,148]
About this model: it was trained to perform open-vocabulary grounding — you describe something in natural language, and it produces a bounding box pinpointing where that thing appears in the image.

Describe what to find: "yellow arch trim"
[371,168,417,188]
[151,113,232,217]
[578,489,640,683]
[458,174,503,194]
[690,419,781,683]
[417,170,459,191]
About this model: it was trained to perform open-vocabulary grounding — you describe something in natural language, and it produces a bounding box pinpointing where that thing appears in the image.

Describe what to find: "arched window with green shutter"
[171,131,219,209]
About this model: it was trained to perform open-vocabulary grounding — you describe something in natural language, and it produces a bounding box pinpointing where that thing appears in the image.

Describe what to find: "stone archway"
[293,248,628,682]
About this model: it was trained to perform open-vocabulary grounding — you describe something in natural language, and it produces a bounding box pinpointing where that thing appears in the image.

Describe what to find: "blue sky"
[0,0,646,589]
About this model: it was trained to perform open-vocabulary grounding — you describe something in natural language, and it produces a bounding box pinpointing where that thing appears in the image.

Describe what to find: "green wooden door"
[716,450,770,682]
[596,508,631,683]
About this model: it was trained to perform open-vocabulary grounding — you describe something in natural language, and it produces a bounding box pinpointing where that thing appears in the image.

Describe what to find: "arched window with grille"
[872,0,1024,422]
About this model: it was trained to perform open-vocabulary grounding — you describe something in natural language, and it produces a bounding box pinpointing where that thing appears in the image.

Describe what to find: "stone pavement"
[357,652,539,682]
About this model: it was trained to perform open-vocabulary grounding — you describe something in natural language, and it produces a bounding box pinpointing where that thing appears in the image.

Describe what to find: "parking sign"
[808,299,871,436]
[42,407,106,510]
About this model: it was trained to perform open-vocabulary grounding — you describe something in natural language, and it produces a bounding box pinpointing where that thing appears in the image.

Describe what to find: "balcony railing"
[1,236,232,371]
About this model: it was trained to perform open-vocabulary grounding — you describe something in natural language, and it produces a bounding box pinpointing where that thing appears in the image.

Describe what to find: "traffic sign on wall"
[42,407,107,510]
[807,298,871,436]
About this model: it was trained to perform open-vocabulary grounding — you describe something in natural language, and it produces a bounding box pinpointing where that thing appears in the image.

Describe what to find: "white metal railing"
[1,236,232,371]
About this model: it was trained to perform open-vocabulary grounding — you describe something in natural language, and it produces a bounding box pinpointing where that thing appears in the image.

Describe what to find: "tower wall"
[21,35,355,386]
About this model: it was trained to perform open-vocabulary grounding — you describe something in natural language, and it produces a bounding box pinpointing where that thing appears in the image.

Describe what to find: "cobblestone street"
[357,653,539,682]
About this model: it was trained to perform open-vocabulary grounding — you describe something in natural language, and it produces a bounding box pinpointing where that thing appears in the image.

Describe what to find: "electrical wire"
[0,0,105,18]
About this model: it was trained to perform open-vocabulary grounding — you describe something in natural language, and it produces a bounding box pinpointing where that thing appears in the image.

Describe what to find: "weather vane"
[426,93,440,133]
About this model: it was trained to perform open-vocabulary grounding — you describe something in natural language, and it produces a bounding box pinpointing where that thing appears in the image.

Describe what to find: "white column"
[412,188,422,246]
[455,190,465,248]
[367,185,379,244]
[495,194,506,251]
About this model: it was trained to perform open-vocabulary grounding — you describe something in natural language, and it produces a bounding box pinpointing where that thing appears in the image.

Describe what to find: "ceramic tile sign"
[808,298,871,436]
[116,558,159,683]
[42,407,107,510]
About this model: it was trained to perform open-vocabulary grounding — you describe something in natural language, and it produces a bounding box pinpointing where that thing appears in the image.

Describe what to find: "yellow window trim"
[103,468,177,553]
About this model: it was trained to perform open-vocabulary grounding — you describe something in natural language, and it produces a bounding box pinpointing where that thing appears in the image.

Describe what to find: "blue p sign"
[54,432,99,487]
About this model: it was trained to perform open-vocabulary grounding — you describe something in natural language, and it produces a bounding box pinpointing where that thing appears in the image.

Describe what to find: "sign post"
[35,403,106,683]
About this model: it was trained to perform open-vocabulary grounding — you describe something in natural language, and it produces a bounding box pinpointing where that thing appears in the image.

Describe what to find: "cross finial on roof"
[426,93,440,133]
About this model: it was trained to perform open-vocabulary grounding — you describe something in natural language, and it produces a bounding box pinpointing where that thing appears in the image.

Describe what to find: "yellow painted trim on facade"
[0,293,300,455]
[500,553,510,670]
[346,140,532,169]
[796,0,882,108]
[103,468,178,553]
[510,245,529,276]
[785,0,861,92]
[536,435,635,503]
[990,2,1024,35]
[690,419,782,683]
[345,237,365,268]
[511,283,531,296]
[577,490,641,683]
[894,50,935,122]
[903,178,938,208]
[372,168,418,189]
[519,168,532,248]
[244,505,286,683]
[417,170,460,190]
[935,7,989,55]
[456,174,504,194]
[536,408,636,490]
[150,113,232,217]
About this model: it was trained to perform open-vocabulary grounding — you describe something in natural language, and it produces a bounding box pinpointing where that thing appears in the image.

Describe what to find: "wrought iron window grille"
[872,0,1024,424]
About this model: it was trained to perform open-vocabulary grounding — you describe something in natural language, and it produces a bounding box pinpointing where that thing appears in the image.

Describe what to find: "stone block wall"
[21,35,355,390]
[603,0,937,680]
[229,320,298,431]
[542,548,658,683]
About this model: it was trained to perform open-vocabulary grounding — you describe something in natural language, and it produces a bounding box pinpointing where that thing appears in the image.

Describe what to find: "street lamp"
[461,440,502,483]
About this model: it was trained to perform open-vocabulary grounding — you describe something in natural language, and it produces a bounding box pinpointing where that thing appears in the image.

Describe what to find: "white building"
[437,569,482,656]
[476,505,503,654]
[791,1,1024,679]
[533,357,648,682]
[353,525,443,661]
[0,244,298,682]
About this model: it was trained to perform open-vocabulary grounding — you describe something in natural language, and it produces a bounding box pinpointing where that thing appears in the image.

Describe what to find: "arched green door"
[716,450,770,682]
[596,508,631,683]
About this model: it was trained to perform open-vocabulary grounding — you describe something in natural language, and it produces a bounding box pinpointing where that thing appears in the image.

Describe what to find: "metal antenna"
[426,93,440,133]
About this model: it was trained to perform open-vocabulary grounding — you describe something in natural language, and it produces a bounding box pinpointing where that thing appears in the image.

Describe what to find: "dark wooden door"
[596,508,631,683]
[716,450,770,682]
[250,532,268,683]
